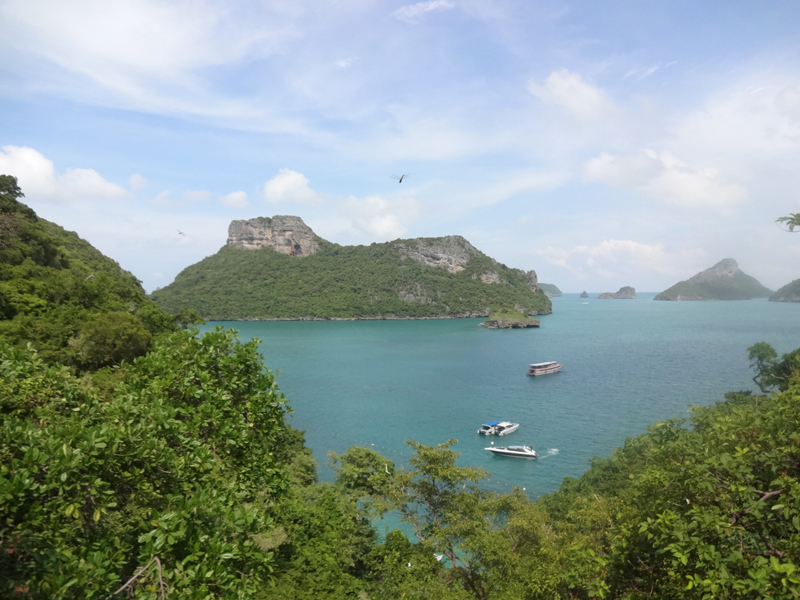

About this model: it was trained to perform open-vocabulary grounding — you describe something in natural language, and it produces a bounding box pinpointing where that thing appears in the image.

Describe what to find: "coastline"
[207,310,552,322]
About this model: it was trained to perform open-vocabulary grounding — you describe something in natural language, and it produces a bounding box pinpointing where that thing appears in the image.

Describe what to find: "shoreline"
[207,311,552,323]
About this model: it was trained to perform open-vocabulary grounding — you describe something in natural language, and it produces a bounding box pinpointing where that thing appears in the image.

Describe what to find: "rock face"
[580,291,588,298]
[227,216,319,257]
[655,259,772,301]
[596,286,636,300]
[394,235,480,273]
[394,236,539,292]
[769,278,800,302]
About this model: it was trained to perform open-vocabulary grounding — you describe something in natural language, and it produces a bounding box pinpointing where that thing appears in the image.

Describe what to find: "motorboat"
[484,443,538,459]
[477,421,520,436]
[526,361,563,376]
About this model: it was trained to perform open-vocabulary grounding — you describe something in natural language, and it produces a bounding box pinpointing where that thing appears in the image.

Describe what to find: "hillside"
[538,282,562,297]
[655,258,772,301]
[0,176,180,369]
[770,278,800,302]
[151,216,552,320]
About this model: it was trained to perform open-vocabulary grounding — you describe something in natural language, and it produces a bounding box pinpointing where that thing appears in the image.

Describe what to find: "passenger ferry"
[526,361,563,376]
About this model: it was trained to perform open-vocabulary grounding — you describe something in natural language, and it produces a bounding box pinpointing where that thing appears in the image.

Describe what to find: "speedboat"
[526,361,563,376]
[477,421,520,436]
[485,443,538,459]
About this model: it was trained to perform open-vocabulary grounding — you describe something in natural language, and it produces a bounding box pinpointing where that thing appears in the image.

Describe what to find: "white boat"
[526,361,563,376]
[485,443,538,459]
[477,421,520,436]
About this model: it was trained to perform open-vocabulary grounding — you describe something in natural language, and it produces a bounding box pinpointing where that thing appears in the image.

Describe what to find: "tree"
[748,341,778,392]
[776,212,800,232]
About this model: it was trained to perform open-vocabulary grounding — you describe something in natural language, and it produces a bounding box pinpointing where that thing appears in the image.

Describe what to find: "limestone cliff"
[596,286,636,299]
[227,216,319,257]
[655,259,772,301]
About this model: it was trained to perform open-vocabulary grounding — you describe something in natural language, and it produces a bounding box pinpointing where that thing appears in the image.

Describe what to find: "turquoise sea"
[202,293,800,497]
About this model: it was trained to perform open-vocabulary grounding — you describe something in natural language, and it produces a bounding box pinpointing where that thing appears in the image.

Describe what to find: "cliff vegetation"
[655,259,772,301]
[151,236,551,320]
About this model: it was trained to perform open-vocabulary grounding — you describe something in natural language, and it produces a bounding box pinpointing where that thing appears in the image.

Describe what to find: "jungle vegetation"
[1,183,799,598]
[149,239,552,320]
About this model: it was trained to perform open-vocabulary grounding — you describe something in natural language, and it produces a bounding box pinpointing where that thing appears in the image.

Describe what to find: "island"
[151,216,552,320]
[596,286,635,299]
[538,283,562,298]
[580,291,588,298]
[769,278,800,302]
[654,258,772,301]
[478,307,540,329]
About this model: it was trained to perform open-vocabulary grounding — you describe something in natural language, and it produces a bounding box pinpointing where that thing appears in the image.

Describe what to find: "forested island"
[2,176,800,598]
[655,258,772,301]
[151,216,551,321]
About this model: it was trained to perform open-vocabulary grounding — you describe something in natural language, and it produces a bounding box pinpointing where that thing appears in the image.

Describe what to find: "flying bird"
[391,174,408,183]
[177,229,185,236]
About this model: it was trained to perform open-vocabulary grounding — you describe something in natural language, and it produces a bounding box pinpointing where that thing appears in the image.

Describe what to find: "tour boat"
[477,421,520,436]
[526,361,563,376]
[484,443,538,459]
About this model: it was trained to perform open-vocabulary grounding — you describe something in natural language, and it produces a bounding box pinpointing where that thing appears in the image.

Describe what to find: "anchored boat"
[526,361,563,376]
[477,421,520,436]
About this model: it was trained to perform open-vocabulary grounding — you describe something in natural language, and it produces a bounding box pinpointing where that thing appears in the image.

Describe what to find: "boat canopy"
[482,421,501,426]
[529,361,557,367]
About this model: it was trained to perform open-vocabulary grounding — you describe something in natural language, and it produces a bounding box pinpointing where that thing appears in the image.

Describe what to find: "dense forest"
[2,177,799,598]
[150,238,552,321]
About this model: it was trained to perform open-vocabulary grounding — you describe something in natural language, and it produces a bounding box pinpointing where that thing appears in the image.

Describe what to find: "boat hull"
[485,447,538,459]
[526,363,563,376]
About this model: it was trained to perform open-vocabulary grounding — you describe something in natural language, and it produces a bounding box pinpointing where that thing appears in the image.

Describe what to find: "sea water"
[202,294,800,497]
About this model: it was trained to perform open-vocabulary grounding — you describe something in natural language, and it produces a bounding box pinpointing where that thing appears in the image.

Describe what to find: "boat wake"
[538,448,559,459]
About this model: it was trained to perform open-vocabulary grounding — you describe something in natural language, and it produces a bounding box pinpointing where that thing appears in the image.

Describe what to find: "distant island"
[596,286,635,299]
[769,278,800,302]
[654,258,772,301]
[580,291,588,298]
[538,283,562,297]
[151,216,552,320]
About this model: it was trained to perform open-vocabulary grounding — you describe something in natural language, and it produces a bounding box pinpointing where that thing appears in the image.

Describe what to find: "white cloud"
[129,173,146,191]
[183,190,210,202]
[528,69,617,119]
[393,0,456,24]
[336,58,353,69]
[264,168,320,205]
[221,190,249,208]
[338,195,422,240]
[535,239,704,282]
[584,149,749,210]
[0,145,128,201]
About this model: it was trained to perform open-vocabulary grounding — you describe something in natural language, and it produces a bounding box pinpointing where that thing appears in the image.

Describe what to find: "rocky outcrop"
[596,286,636,299]
[227,216,319,257]
[395,236,481,273]
[769,279,800,302]
[580,291,588,298]
[478,308,540,329]
[655,259,772,301]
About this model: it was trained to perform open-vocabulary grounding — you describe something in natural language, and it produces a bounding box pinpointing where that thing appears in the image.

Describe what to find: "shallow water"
[202,294,800,497]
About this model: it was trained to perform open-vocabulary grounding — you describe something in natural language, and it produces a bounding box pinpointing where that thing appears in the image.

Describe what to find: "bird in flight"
[391,174,408,183]
[177,229,185,236]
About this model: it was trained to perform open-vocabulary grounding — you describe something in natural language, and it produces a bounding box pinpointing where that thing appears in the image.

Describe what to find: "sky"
[1,0,799,293]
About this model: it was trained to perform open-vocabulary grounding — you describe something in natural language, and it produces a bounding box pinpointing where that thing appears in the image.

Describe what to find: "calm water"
[202,294,800,497]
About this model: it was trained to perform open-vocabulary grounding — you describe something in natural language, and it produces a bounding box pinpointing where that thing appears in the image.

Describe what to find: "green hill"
[0,175,180,369]
[770,278,800,302]
[151,217,551,320]
[538,282,562,297]
[655,258,772,301]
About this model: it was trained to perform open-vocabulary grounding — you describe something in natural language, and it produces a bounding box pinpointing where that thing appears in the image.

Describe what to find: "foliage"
[0,177,177,370]
[483,307,541,327]
[0,328,292,598]
[150,240,552,320]
[776,212,800,232]
[747,341,800,393]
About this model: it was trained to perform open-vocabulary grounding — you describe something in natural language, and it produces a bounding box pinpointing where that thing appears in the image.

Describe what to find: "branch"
[107,557,167,600]
[755,489,783,502]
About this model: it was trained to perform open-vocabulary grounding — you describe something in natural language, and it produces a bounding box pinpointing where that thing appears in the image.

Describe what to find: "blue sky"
[1,0,799,293]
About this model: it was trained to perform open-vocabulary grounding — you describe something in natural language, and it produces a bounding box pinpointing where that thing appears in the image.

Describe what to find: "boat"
[477,421,520,436]
[484,442,538,459]
[526,361,563,376]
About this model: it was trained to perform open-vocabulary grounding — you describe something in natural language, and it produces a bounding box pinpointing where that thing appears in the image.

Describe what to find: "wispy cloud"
[528,69,617,119]
[393,0,456,24]
[263,168,321,205]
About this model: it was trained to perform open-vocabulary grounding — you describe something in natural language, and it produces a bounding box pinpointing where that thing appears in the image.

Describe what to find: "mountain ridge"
[654,258,772,301]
